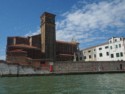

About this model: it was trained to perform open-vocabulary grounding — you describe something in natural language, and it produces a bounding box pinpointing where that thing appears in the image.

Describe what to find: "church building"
[6,12,79,68]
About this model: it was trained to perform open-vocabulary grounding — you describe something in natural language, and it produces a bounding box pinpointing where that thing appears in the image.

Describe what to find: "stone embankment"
[0,60,125,77]
[0,60,49,76]
[53,61,125,74]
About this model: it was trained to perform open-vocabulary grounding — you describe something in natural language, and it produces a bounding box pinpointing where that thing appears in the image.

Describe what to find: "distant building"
[6,12,79,68]
[82,46,97,61]
[81,37,125,61]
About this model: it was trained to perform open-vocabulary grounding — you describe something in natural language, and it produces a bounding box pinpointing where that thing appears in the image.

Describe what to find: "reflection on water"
[0,74,125,94]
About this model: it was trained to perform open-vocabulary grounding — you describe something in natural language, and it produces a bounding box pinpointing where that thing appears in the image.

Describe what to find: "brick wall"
[31,34,41,48]
[16,37,29,45]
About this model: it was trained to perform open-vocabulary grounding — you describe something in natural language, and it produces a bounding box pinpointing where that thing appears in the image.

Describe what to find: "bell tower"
[40,12,56,62]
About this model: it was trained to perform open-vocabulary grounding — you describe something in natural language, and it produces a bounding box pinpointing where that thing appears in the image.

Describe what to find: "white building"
[81,46,97,61]
[81,37,125,61]
[108,37,125,61]
[96,42,110,61]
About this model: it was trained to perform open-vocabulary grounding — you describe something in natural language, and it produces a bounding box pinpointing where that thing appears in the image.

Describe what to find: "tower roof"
[40,12,56,18]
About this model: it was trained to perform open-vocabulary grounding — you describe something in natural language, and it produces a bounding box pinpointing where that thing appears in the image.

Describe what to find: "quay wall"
[53,61,125,73]
[0,60,125,76]
[0,61,49,76]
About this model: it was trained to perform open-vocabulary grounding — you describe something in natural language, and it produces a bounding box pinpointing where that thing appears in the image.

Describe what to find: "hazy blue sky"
[0,0,125,60]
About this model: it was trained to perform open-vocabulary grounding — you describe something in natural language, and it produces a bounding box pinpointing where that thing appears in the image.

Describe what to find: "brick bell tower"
[40,12,56,62]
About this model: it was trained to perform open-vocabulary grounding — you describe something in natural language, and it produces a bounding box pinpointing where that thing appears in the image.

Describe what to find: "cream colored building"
[82,46,97,61]
[81,37,125,61]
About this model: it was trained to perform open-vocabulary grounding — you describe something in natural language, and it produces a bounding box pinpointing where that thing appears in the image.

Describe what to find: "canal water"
[0,74,125,94]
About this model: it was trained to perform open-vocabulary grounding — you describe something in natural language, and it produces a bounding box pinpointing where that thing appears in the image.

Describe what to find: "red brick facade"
[6,12,78,69]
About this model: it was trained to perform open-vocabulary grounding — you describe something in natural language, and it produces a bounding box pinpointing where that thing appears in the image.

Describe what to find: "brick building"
[6,12,79,68]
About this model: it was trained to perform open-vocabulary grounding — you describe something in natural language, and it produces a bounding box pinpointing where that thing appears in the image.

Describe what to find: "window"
[88,50,91,53]
[110,40,112,43]
[84,56,86,59]
[99,48,102,50]
[120,38,122,41]
[110,46,112,49]
[115,39,117,42]
[106,52,109,56]
[89,55,91,59]
[116,53,119,57]
[111,54,114,58]
[94,49,96,51]
[119,44,121,48]
[99,53,103,57]
[94,54,96,58]
[105,46,109,49]
[120,52,123,57]
[116,45,118,48]
[80,57,82,60]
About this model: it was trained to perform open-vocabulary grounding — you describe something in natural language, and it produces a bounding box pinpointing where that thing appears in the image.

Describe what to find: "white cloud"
[56,0,125,45]
[25,0,125,48]
[81,36,106,43]
[25,29,40,37]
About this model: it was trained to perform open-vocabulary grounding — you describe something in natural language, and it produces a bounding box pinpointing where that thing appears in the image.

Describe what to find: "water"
[0,74,125,94]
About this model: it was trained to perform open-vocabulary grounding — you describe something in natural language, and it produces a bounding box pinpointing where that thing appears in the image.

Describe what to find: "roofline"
[108,37,125,40]
[8,34,41,39]
[82,42,108,51]
[40,12,56,18]
[8,36,28,39]
[30,34,41,37]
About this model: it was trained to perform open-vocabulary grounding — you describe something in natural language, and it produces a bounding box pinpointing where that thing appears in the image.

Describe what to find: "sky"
[0,0,125,60]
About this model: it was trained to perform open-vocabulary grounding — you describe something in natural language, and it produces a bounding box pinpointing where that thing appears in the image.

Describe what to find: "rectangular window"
[88,50,91,53]
[116,53,119,57]
[89,55,91,59]
[110,46,112,49]
[111,54,114,58]
[115,39,117,42]
[99,48,102,50]
[105,46,109,49]
[120,52,123,57]
[116,45,118,48]
[84,56,86,59]
[94,54,96,58]
[119,44,121,48]
[120,38,122,41]
[99,53,103,57]
[106,52,109,56]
